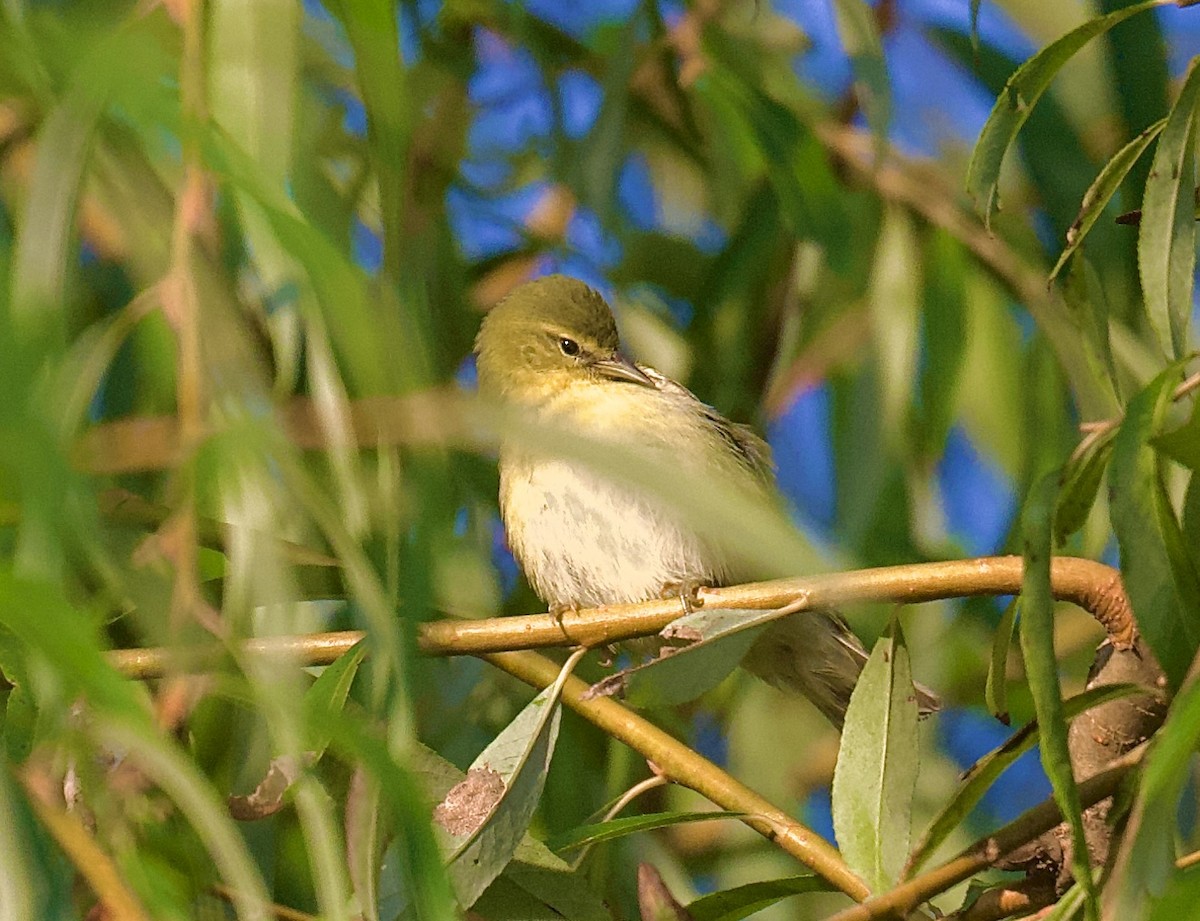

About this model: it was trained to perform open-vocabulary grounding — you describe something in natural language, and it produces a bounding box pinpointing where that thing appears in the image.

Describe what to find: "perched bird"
[475,274,936,727]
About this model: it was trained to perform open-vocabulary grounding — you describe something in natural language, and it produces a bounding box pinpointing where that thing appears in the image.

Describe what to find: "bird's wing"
[638,366,775,485]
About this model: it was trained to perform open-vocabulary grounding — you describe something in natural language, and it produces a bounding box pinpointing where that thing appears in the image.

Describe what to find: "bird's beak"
[590,352,656,388]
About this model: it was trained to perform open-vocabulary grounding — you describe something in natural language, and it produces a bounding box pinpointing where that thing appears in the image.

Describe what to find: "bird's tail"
[740,609,940,729]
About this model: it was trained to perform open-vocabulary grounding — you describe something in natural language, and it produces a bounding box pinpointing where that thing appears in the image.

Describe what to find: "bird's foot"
[548,601,580,641]
[659,580,707,617]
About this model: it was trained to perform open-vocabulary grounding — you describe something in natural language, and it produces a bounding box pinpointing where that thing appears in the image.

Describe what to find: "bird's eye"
[559,337,581,357]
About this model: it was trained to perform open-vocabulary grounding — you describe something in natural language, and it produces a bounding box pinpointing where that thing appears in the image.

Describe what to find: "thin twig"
[483,648,872,901]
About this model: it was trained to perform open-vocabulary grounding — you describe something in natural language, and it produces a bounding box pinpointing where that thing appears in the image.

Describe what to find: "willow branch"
[823,746,1144,921]
[482,648,871,902]
[104,555,1132,680]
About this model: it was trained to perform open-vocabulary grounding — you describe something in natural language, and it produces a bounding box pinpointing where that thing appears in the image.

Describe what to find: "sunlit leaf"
[1138,57,1200,358]
[965,0,1167,225]
[439,653,578,906]
[1050,118,1165,282]
[831,620,919,893]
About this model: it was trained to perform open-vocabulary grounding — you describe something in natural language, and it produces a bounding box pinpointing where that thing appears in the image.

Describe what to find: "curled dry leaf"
[434,766,507,837]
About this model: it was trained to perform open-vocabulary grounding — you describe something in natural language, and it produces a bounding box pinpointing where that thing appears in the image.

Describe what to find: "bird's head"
[474,275,655,401]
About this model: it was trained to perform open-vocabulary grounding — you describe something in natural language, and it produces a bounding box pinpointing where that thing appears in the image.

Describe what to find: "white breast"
[500,454,722,608]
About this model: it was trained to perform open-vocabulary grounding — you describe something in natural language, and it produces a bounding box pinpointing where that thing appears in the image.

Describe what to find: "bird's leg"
[550,600,620,663]
[659,580,707,617]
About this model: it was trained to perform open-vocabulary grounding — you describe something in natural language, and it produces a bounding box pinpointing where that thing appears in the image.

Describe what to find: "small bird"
[475,274,936,727]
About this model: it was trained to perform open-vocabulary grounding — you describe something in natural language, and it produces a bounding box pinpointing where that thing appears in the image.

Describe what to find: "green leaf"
[439,654,576,907]
[1110,365,1200,688]
[965,0,1167,226]
[984,598,1018,724]
[686,875,836,921]
[1019,472,1098,921]
[831,0,891,157]
[1108,673,1200,918]
[913,230,968,459]
[1138,57,1200,358]
[1153,389,1200,471]
[1054,431,1117,545]
[303,640,367,759]
[549,810,746,854]
[601,607,775,708]
[906,682,1145,875]
[831,620,919,893]
[1049,118,1165,283]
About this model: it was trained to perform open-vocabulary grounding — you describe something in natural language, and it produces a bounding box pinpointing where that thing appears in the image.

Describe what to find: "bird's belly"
[501,458,719,609]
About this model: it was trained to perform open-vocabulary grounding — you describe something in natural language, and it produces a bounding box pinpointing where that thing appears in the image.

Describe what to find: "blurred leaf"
[549,810,745,854]
[0,760,37,921]
[595,607,773,709]
[832,620,918,893]
[638,863,692,921]
[906,682,1146,876]
[303,639,367,759]
[1055,431,1117,545]
[1147,864,1200,921]
[1137,56,1200,359]
[1050,119,1165,283]
[913,230,967,460]
[685,874,835,921]
[984,598,1019,724]
[1108,672,1200,919]
[831,0,891,156]
[323,0,410,280]
[965,0,1165,226]
[439,653,576,907]
[1110,365,1200,688]
[1019,472,1098,921]
[329,722,457,919]
[867,207,921,453]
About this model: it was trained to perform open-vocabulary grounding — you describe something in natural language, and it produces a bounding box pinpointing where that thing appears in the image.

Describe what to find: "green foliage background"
[1,1,1200,919]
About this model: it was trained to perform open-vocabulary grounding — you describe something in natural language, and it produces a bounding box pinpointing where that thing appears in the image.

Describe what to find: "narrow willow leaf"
[984,598,1018,724]
[1106,675,1200,920]
[1019,472,1098,921]
[322,0,410,278]
[686,875,835,921]
[329,723,458,920]
[831,621,919,893]
[600,607,774,708]
[303,640,367,759]
[439,653,577,906]
[831,0,892,156]
[906,683,1145,876]
[965,0,1167,225]
[1049,118,1166,282]
[1138,57,1200,358]
[0,761,36,921]
[549,811,746,854]
[1153,390,1200,471]
[1055,431,1117,545]
[1110,365,1200,688]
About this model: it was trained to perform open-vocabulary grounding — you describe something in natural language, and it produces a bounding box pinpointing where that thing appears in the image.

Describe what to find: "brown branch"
[104,556,1133,679]
[482,648,871,901]
[823,746,1145,921]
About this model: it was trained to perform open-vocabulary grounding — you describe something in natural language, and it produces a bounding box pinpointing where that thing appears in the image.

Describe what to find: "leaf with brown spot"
[434,767,506,837]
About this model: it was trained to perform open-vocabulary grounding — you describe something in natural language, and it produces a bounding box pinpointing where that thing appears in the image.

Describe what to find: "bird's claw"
[659,580,707,616]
